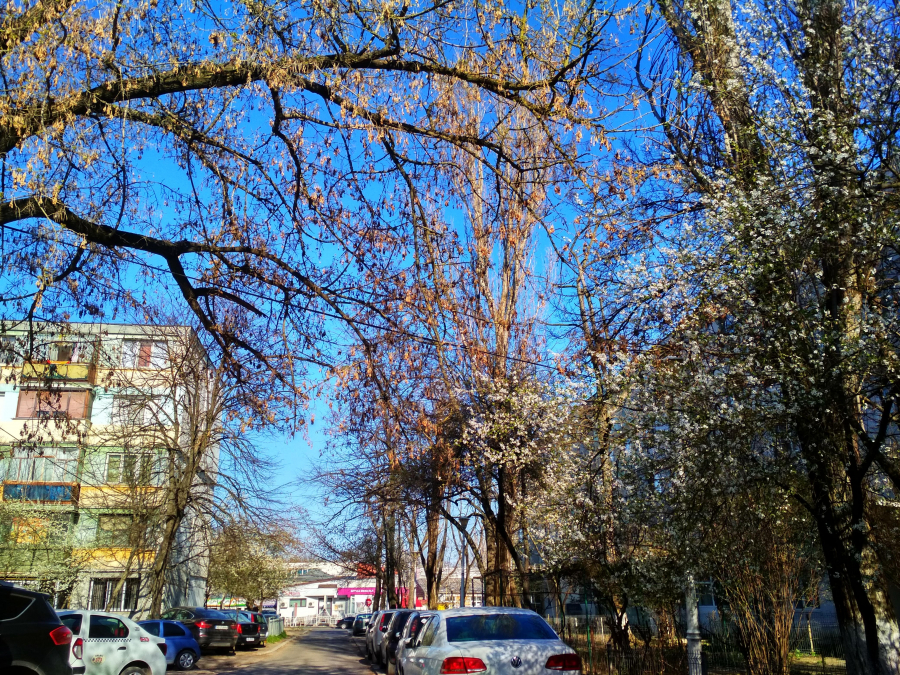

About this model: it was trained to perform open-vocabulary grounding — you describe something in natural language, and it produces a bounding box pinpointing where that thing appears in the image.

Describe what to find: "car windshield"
[446,614,558,642]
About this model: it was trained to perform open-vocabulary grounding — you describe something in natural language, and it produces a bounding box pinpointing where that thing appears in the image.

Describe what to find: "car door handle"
[117,646,127,651]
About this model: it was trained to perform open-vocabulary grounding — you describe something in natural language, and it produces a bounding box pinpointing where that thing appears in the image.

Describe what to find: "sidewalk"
[193,628,311,673]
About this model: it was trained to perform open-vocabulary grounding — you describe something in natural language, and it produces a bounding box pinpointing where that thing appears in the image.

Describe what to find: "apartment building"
[0,323,218,617]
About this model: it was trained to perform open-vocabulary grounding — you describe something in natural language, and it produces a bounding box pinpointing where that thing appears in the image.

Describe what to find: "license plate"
[215,625,229,630]
[246,638,255,641]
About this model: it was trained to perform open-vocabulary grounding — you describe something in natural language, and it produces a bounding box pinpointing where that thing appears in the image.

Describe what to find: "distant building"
[275,560,426,618]
[0,323,217,617]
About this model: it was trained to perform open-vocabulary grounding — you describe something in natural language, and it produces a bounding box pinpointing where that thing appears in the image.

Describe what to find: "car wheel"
[119,667,147,675]
[176,649,197,670]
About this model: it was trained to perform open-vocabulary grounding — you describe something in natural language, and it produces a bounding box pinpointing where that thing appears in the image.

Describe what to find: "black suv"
[0,581,74,675]
[221,610,263,648]
[160,607,237,652]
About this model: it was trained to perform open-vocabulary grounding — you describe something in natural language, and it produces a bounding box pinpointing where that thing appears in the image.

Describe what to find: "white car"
[58,610,168,675]
[398,607,581,675]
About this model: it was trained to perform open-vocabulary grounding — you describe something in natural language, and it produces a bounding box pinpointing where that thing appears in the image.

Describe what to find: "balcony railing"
[1,482,79,503]
[21,362,97,383]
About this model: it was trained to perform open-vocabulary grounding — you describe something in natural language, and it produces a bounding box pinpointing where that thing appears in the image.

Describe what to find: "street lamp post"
[686,575,702,675]
[458,517,470,608]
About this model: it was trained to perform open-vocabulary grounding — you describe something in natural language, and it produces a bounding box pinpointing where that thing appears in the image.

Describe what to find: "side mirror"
[395,631,402,638]
[403,637,413,647]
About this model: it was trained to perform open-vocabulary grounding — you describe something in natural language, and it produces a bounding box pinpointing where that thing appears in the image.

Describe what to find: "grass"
[267,631,289,644]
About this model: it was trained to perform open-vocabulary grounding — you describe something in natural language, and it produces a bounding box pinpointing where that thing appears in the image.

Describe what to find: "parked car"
[339,614,356,629]
[260,610,279,619]
[380,609,414,671]
[352,613,372,636]
[221,610,262,649]
[238,611,269,646]
[0,581,73,675]
[58,609,167,675]
[397,607,581,675]
[367,610,395,665]
[392,611,435,675]
[364,610,384,658]
[138,619,202,670]
[159,607,237,652]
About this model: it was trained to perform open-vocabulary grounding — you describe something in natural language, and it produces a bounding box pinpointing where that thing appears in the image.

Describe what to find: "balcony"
[21,361,97,384]
[2,482,79,504]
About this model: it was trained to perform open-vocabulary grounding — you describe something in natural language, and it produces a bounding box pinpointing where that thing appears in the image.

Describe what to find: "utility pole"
[458,517,470,608]
[686,575,702,675]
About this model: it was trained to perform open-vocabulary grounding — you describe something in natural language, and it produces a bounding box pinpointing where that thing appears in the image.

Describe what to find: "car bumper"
[198,635,236,649]
[236,635,261,646]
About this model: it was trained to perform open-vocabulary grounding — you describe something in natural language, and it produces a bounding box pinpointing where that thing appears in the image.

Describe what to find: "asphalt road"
[204,628,375,675]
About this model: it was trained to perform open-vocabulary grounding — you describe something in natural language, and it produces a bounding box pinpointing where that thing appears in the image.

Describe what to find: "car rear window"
[446,614,558,642]
[163,622,187,637]
[197,609,231,619]
[61,614,84,634]
[0,592,32,621]
[141,621,160,636]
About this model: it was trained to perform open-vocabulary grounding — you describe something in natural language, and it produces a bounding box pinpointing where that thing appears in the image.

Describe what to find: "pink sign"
[337,588,377,596]
[337,587,408,597]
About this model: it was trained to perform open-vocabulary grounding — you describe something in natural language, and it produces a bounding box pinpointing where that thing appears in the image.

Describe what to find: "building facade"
[0,323,217,617]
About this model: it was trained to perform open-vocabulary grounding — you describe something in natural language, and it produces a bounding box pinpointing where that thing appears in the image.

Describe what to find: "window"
[0,446,79,483]
[163,622,187,637]
[1,336,19,365]
[445,614,558,642]
[142,621,160,636]
[122,340,168,369]
[0,592,32,621]
[96,514,133,547]
[16,390,90,419]
[289,599,307,608]
[3,515,67,544]
[89,614,130,638]
[410,615,431,641]
[106,452,156,485]
[51,343,74,363]
[420,619,438,647]
[60,614,83,634]
[9,517,50,544]
[88,578,140,611]
[112,395,163,427]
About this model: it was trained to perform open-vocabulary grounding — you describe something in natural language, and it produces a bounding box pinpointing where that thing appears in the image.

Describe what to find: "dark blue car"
[139,619,202,670]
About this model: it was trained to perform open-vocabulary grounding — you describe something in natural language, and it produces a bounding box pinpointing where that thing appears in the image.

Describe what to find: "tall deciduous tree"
[626,0,900,670]
[0,0,619,410]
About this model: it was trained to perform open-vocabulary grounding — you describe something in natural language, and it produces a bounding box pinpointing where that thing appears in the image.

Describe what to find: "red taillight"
[546,653,582,671]
[195,621,212,629]
[158,643,168,656]
[440,657,487,674]
[72,637,83,660]
[49,625,73,646]
[236,623,243,634]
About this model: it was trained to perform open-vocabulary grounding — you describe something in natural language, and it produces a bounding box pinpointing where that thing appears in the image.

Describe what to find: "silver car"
[393,611,436,675]
[367,610,395,664]
[398,607,580,675]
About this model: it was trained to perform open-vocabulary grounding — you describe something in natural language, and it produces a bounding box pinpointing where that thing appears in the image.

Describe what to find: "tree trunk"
[800,423,900,675]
